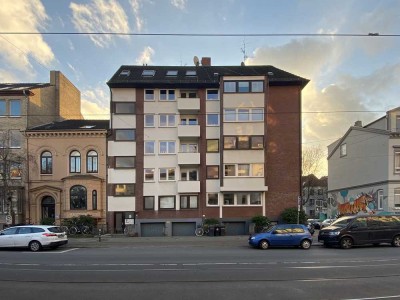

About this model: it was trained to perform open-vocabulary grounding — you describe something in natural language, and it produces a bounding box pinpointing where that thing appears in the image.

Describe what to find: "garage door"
[141,223,165,237]
[172,222,196,236]
[224,222,246,235]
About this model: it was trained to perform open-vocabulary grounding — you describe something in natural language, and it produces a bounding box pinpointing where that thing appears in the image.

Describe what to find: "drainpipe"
[23,89,31,224]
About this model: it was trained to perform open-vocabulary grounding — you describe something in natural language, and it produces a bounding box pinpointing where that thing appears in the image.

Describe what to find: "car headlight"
[250,237,255,240]
[328,231,340,236]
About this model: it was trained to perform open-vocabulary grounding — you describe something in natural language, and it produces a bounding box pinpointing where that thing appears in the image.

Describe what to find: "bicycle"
[69,224,91,235]
[195,223,209,237]
[123,224,136,236]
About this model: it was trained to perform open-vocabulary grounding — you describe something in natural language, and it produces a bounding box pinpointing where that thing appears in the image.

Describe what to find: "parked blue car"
[248,224,312,250]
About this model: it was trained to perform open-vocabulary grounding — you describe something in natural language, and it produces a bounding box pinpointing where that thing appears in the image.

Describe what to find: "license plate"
[58,234,65,238]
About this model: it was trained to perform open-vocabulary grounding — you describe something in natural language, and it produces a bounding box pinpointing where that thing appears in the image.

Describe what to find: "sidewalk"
[66,233,321,248]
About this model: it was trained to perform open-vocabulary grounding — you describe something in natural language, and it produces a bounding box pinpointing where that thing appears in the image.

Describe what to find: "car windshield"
[330,217,354,227]
[48,226,63,233]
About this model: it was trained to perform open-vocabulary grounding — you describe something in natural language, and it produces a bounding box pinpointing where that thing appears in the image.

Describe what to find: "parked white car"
[0,225,68,252]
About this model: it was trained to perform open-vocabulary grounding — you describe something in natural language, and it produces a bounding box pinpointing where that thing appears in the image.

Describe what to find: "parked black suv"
[318,214,400,249]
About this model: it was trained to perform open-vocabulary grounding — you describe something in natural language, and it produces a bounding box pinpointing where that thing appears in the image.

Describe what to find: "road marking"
[290,263,400,269]
[343,295,400,300]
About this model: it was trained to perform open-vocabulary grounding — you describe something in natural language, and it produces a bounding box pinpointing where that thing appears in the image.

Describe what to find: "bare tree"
[301,145,325,206]
[0,130,25,226]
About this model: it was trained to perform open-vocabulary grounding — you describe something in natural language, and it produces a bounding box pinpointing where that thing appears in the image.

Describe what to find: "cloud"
[0,69,18,82]
[81,84,110,120]
[70,0,130,48]
[136,46,155,65]
[0,0,55,73]
[171,0,186,10]
[129,0,144,32]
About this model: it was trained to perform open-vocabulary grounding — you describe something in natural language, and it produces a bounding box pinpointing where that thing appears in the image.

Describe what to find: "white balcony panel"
[220,178,268,192]
[178,152,200,165]
[111,88,136,102]
[206,153,220,165]
[112,115,136,128]
[178,125,200,137]
[178,181,200,193]
[108,169,136,184]
[223,150,264,164]
[108,141,136,156]
[206,127,220,139]
[206,180,221,193]
[144,182,177,196]
[223,123,264,136]
[108,196,135,211]
[177,97,200,111]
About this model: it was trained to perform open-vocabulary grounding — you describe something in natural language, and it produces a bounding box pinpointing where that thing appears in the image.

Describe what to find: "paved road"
[1,235,400,300]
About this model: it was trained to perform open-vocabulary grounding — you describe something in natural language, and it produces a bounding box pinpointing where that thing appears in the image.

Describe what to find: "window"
[87,150,98,173]
[250,192,262,205]
[180,91,197,98]
[180,195,198,209]
[251,136,264,149]
[181,169,198,181]
[145,115,155,127]
[378,189,384,210]
[144,196,155,210]
[142,70,155,77]
[224,108,264,122]
[310,189,315,195]
[206,166,219,179]
[395,188,400,209]
[237,193,248,205]
[145,141,155,154]
[70,151,81,173]
[166,70,178,77]
[180,118,198,125]
[251,81,264,92]
[340,143,347,157]
[318,189,323,195]
[92,190,97,210]
[10,162,22,178]
[207,193,219,206]
[224,82,236,93]
[395,151,400,173]
[252,109,264,121]
[180,143,197,153]
[10,100,21,117]
[224,165,236,177]
[145,90,155,101]
[238,136,250,149]
[238,109,250,121]
[114,184,135,196]
[252,164,264,177]
[159,114,176,127]
[238,82,250,93]
[41,151,52,174]
[0,100,6,116]
[10,130,22,148]
[70,185,87,209]
[224,109,236,122]
[159,141,175,154]
[224,136,236,149]
[206,89,219,100]
[207,114,219,126]
[144,168,155,182]
[119,70,130,76]
[160,168,175,181]
[207,139,219,152]
[185,70,196,77]
[223,193,234,205]
[114,102,135,114]
[238,164,250,176]
[159,196,175,209]
[115,156,135,168]
[115,129,135,141]
[160,89,175,101]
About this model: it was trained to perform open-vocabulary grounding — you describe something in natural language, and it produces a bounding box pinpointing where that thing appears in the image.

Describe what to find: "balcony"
[220,178,268,192]
[178,125,200,138]
[178,152,200,165]
[177,97,200,112]
[178,180,200,193]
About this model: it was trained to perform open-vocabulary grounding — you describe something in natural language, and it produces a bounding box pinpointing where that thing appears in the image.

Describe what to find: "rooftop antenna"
[241,40,248,64]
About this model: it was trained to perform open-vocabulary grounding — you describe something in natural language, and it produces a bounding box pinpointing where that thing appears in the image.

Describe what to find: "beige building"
[25,120,109,227]
[0,71,83,227]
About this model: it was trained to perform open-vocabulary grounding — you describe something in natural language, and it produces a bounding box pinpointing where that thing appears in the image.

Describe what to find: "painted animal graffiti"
[338,193,373,215]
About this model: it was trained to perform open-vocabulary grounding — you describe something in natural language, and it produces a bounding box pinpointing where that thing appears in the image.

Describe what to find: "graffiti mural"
[329,190,378,217]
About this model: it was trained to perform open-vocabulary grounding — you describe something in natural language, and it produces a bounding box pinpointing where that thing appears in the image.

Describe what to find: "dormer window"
[166,70,178,77]
[186,70,196,77]
[142,70,155,77]
[119,70,130,76]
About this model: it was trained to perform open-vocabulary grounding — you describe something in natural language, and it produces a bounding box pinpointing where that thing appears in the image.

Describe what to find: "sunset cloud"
[136,46,155,65]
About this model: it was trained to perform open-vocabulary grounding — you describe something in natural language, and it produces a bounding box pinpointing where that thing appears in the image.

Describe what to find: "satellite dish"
[193,56,199,66]
[240,61,245,66]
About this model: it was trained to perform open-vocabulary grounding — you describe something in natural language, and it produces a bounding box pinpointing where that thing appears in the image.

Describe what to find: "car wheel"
[340,237,353,249]
[300,239,311,250]
[259,240,269,250]
[392,235,400,247]
[29,241,42,252]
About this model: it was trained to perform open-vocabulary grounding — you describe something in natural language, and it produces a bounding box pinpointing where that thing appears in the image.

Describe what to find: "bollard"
[98,228,102,242]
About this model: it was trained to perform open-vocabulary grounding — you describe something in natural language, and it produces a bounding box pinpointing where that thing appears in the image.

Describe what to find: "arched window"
[70,150,81,173]
[87,150,98,173]
[92,190,97,210]
[70,185,87,210]
[40,151,52,174]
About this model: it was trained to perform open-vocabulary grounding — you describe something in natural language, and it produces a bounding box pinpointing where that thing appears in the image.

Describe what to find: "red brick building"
[107,59,308,236]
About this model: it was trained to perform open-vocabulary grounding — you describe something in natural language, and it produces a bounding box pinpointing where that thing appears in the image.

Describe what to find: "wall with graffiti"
[328,189,379,217]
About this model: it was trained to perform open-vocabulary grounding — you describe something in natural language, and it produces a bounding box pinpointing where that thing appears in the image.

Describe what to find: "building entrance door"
[41,196,55,222]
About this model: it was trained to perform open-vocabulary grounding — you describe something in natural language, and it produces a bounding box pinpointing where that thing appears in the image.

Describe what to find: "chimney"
[201,57,211,66]
[354,120,362,127]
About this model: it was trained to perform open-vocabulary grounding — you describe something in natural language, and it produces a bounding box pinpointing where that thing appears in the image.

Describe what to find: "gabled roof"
[27,119,109,131]
[107,65,309,89]
[0,83,51,95]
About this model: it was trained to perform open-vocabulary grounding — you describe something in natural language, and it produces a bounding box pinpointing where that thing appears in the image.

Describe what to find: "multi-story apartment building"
[107,58,309,236]
[302,175,334,219]
[25,120,109,227]
[0,71,83,228]
[328,107,400,216]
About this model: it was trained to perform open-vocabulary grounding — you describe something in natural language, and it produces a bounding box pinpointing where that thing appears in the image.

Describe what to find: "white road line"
[290,263,400,269]
[343,295,400,300]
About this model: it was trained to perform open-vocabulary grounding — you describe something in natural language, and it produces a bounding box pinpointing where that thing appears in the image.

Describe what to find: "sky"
[1,0,400,177]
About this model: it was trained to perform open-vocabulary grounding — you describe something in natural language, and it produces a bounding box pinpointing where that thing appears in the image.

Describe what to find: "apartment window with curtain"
[70,151,81,173]
[40,151,52,174]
